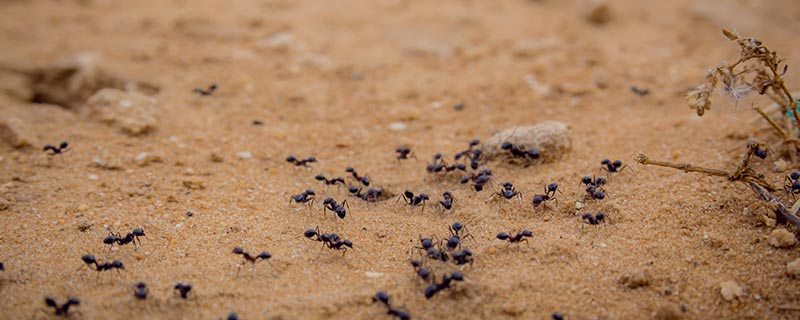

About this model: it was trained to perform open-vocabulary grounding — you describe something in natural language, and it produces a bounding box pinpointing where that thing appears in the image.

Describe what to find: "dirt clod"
[719,281,743,301]
[85,88,158,136]
[619,270,651,289]
[787,258,800,278]
[483,121,572,163]
[768,228,797,248]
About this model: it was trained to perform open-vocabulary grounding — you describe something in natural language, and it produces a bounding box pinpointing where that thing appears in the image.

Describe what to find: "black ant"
[426,153,447,173]
[314,174,346,188]
[103,228,146,249]
[232,247,272,265]
[784,171,800,198]
[44,296,80,317]
[581,212,608,231]
[322,197,349,219]
[227,313,240,320]
[491,181,522,200]
[425,248,449,263]
[372,291,411,320]
[80,255,125,276]
[460,169,492,192]
[451,248,473,266]
[345,167,370,186]
[43,142,69,155]
[395,146,413,160]
[532,182,560,210]
[438,191,454,210]
[0,262,4,271]
[326,235,353,255]
[444,163,467,172]
[348,186,384,202]
[454,139,482,169]
[133,281,148,300]
[600,159,630,177]
[193,83,218,96]
[445,221,474,250]
[286,155,317,168]
[399,190,429,211]
[410,259,433,283]
[500,141,540,160]
[424,272,464,299]
[496,230,533,246]
[290,189,316,208]
[303,227,353,254]
[174,282,192,299]
[581,176,606,200]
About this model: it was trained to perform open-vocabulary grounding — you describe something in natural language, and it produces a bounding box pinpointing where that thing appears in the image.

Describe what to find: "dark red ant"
[438,191,454,211]
[133,281,148,300]
[581,212,608,231]
[600,159,630,177]
[315,174,346,188]
[44,296,80,317]
[399,190,429,212]
[532,182,561,210]
[232,247,272,264]
[345,167,370,186]
[174,282,192,299]
[491,182,522,200]
[372,291,411,320]
[322,198,349,219]
[496,230,533,246]
[286,155,317,168]
[103,228,146,249]
[43,142,69,155]
[290,189,316,208]
[424,272,464,299]
[784,171,800,198]
[193,83,218,96]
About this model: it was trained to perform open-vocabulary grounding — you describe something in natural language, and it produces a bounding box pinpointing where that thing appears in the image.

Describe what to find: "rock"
[483,121,572,163]
[388,121,407,131]
[182,179,204,190]
[92,156,123,170]
[134,152,162,167]
[85,88,157,136]
[582,0,612,25]
[719,280,743,301]
[236,151,252,159]
[0,114,34,149]
[210,152,224,163]
[787,258,800,278]
[619,270,651,289]
[654,303,683,320]
[768,228,796,248]
[77,219,93,232]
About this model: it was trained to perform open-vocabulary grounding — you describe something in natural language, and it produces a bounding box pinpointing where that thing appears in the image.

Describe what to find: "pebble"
[236,151,252,159]
[210,152,224,163]
[388,121,407,131]
[787,258,800,278]
[583,0,612,25]
[86,88,158,136]
[364,271,383,278]
[719,280,743,301]
[768,228,796,248]
[134,152,162,167]
[88,174,99,180]
[182,179,205,190]
[77,219,93,232]
[77,204,90,212]
[483,121,572,163]
[619,270,651,289]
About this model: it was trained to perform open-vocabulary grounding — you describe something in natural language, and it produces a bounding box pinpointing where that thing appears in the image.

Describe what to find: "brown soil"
[1,1,800,319]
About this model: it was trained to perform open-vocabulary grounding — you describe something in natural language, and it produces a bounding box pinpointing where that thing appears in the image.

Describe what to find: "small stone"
[582,0,612,25]
[210,152,224,163]
[654,303,683,320]
[761,215,776,228]
[0,115,34,149]
[388,121,407,131]
[768,228,797,248]
[85,88,158,136]
[236,151,252,159]
[719,280,743,301]
[166,195,178,203]
[786,258,800,278]
[619,270,651,289]
[182,179,204,190]
[77,219,93,232]
[134,152,162,167]
[91,156,123,170]
[773,159,787,172]
[77,204,90,212]
[364,271,383,278]
[88,174,99,180]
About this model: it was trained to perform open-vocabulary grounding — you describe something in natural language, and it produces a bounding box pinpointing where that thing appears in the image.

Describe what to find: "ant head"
[59,142,69,149]
[521,230,533,237]
[474,184,484,192]
[527,148,540,159]
[111,260,125,269]
[345,167,355,173]
[135,282,147,289]
[421,238,433,249]
[103,235,116,245]
[755,148,768,159]
[410,259,421,267]
[286,155,297,162]
[552,312,564,320]
[548,183,559,192]
[532,195,544,205]
[594,177,606,185]
[396,146,410,153]
[81,254,96,264]
[581,176,592,185]
[454,163,466,170]
[45,297,57,307]
[612,160,623,168]
[601,159,611,165]
[463,249,473,255]
[480,169,492,176]
[361,177,370,185]
[443,191,452,197]
[446,236,459,249]
[343,239,353,248]
[336,209,346,219]
[791,171,800,180]
[424,284,438,299]
[594,191,605,199]
[66,297,80,305]
[501,141,513,150]
[452,221,463,231]
[323,197,334,205]
[348,186,360,194]
[373,291,390,304]
[227,313,239,320]
[502,181,513,188]
[450,272,464,281]
[232,247,244,254]
[304,189,315,195]
[496,232,510,240]
[469,138,481,147]
[209,83,218,90]
[596,212,606,220]
[314,174,326,181]
[303,229,318,238]
[470,160,479,170]
[433,153,442,160]
[459,176,470,184]
[257,252,272,259]
[307,157,317,162]
[418,267,430,277]
[133,228,145,236]
[419,193,429,200]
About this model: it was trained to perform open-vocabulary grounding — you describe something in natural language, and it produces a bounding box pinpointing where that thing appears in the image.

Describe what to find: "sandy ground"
[1,0,800,319]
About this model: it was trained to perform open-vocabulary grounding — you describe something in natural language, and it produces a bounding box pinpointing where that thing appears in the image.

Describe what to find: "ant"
[322,197,349,219]
[630,85,650,96]
[227,313,240,320]
[314,174,346,188]
[426,153,446,173]
[174,282,192,299]
[395,146,413,160]
[444,163,467,172]
[345,167,370,186]
[500,141,540,160]
[496,230,533,246]
[43,142,69,155]
[491,182,522,200]
[424,272,464,299]
[532,182,561,210]
[348,186,384,202]
[103,228,146,249]
[193,83,218,96]
[232,247,272,264]
[581,175,606,200]
[438,191,454,211]
[581,212,608,231]
[600,159,630,178]
[445,221,474,251]
[372,291,411,320]
[286,155,317,168]
[290,189,316,208]
[399,190,429,212]
[426,248,449,263]
[303,227,353,254]
[44,297,80,317]
[410,259,433,283]
[451,248,473,266]
[0,262,4,271]
[460,169,492,192]
[326,236,354,255]
[80,255,125,276]
[784,171,800,198]
[133,281,148,300]
[454,139,481,162]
